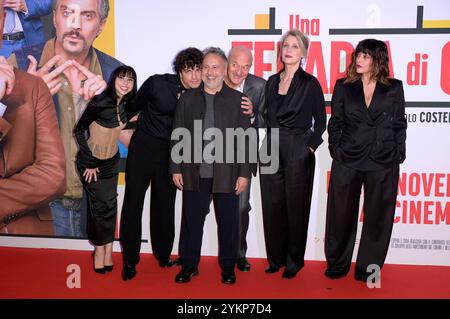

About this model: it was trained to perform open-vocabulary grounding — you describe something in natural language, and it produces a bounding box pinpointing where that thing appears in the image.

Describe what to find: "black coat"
[169,83,254,193]
[328,78,407,171]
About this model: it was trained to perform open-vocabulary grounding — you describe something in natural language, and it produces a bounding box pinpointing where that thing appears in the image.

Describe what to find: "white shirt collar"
[236,79,245,93]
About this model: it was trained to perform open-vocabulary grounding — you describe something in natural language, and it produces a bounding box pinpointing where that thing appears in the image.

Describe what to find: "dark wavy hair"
[345,39,391,85]
[172,47,203,73]
[104,65,137,101]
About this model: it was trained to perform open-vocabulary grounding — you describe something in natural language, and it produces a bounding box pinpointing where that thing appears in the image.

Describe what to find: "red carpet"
[0,247,449,299]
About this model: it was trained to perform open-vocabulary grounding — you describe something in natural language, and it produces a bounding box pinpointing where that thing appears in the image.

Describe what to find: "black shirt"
[199,92,215,178]
[132,73,186,140]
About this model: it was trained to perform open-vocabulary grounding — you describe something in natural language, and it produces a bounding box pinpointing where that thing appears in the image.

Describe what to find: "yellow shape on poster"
[423,20,450,28]
[255,14,270,29]
[93,0,115,57]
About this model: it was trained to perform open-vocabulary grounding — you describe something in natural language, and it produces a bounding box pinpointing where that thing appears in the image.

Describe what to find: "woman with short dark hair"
[75,65,137,274]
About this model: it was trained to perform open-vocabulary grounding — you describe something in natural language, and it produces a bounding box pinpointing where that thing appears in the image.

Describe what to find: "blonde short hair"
[280,29,310,58]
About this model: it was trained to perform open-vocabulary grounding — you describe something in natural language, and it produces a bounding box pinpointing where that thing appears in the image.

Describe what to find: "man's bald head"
[226,46,253,89]
[228,46,253,63]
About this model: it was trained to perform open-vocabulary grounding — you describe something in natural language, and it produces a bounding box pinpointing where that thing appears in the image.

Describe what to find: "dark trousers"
[260,130,315,273]
[180,178,239,270]
[120,131,177,265]
[201,179,251,260]
[325,160,399,277]
[79,153,120,246]
[238,181,252,259]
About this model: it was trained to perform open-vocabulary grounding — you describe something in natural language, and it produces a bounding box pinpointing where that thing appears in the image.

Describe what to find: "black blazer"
[169,83,253,193]
[328,78,407,171]
[243,73,266,176]
[244,73,266,129]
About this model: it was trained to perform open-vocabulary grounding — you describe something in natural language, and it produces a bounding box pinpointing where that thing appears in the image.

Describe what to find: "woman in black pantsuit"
[325,39,407,282]
[260,29,326,279]
[75,66,137,274]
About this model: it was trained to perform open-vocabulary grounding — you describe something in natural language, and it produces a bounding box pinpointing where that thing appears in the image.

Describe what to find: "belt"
[2,32,25,41]
[61,197,83,210]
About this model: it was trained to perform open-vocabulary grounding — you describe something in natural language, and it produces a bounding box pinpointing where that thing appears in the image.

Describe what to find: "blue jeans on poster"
[0,39,26,58]
[50,197,87,238]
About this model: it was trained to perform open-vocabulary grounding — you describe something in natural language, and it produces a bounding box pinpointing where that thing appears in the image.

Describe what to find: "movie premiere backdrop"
[1,0,449,266]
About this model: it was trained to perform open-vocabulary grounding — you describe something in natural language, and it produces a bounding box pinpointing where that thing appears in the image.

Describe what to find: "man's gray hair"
[203,47,227,63]
[52,0,110,20]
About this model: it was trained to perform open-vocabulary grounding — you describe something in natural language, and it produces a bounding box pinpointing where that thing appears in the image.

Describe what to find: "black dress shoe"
[159,259,175,268]
[354,273,370,282]
[104,265,114,272]
[122,263,136,281]
[282,269,297,279]
[324,269,347,279]
[237,258,251,272]
[221,269,236,284]
[264,266,280,274]
[173,257,182,266]
[175,267,199,283]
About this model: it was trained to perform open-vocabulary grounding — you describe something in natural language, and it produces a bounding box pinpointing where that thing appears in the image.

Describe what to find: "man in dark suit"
[224,45,266,272]
[170,47,254,285]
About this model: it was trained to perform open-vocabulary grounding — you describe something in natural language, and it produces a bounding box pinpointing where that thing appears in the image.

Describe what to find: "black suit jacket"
[243,73,266,176]
[169,83,253,193]
[328,78,407,171]
[243,73,266,128]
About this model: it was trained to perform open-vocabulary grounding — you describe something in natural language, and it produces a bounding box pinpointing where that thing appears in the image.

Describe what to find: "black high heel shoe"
[122,263,136,281]
[104,265,114,272]
[92,252,106,274]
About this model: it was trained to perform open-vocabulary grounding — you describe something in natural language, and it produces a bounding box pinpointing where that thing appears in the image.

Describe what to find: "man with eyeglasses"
[8,0,122,238]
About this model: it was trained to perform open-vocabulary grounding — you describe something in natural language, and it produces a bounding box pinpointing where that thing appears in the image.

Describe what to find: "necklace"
[280,72,293,82]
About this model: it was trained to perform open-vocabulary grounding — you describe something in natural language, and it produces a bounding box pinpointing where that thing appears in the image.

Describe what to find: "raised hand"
[71,60,107,100]
[27,55,73,95]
